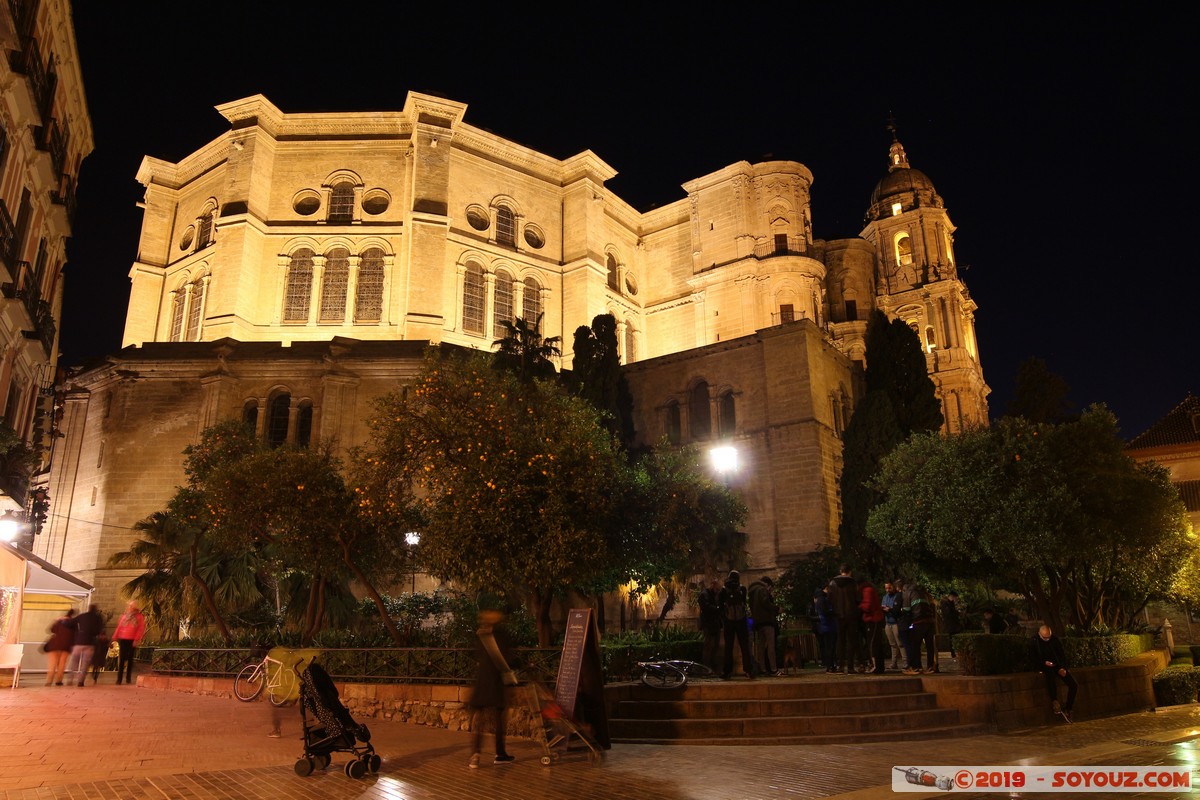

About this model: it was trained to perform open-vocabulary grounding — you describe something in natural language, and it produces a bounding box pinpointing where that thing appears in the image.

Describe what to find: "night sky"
[61,4,1196,440]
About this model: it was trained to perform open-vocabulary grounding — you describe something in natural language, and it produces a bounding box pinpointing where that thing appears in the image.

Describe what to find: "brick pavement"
[2,677,1200,799]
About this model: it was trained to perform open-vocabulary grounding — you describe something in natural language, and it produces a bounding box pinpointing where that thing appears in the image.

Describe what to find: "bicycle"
[635,656,716,689]
[233,652,297,706]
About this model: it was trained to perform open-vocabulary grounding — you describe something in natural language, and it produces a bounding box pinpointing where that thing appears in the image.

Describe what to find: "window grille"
[320,248,349,322]
[495,206,515,246]
[462,263,485,334]
[624,324,636,362]
[284,250,314,322]
[185,279,205,340]
[355,248,384,321]
[689,382,711,441]
[267,394,290,447]
[606,254,619,291]
[197,211,214,249]
[523,277,541,325]
[328,183,354,223]
[169,291,186,341]
[493,271,514,338]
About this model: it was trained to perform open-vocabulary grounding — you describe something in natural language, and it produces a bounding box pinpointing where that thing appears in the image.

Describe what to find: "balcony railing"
[753,236,807,259]
[0,200,15,268]
[50,174,77,224]
[38,117,66,179]
[8,35,54,120]
[7,0,37,38]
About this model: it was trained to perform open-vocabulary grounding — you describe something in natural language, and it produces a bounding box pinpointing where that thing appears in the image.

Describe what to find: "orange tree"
[352,348,625,646]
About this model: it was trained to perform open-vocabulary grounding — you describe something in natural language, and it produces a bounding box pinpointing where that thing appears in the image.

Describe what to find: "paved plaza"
[2,677,1200,799]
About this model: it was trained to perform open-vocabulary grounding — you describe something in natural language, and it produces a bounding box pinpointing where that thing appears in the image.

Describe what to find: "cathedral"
[37,92,989,611]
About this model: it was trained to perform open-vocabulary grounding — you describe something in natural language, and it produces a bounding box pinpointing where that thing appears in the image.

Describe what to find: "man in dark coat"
[65,604,103,687]
[1029,624,1078,720]
[468,609,518,767]
[827,565,860,674]
[698,578,723,673]
[748,576,780,675]
[719,570,756,680]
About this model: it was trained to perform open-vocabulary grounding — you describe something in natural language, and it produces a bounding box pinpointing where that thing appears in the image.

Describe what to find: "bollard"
[1164,618,1175,660]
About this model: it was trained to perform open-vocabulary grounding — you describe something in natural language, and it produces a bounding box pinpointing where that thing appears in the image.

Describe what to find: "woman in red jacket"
[858,577,886,674]
[112,602,146,686]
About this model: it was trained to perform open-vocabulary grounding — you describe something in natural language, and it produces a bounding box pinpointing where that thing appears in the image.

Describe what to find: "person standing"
[858,577,886,674]
[1029,624,1078,720]
[939,592,963,660]
[896,578,916,669]
[812,587,838,673]
[881,581,903,670]
[828,564,860,674]
[113,601,147,686]
[467,609,518,768]
[89,627,111,684]
[719,570,755,680]
[698,579,723,674]
[748,576,781,676]
[65,604,103,687]
[43,609,76,686]
[904,587,937,674]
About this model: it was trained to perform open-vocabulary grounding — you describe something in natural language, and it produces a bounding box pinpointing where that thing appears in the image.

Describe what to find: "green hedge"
[1153,666,1200,706]
[955,633,1151,676]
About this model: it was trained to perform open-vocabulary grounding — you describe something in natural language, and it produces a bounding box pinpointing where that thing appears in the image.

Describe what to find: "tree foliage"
[867,405,1192,632]
[1006,356,1076,424]
[571,313,635,444]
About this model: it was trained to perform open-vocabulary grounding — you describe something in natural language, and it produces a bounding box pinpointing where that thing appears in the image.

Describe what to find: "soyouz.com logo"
[892,766,1194,792]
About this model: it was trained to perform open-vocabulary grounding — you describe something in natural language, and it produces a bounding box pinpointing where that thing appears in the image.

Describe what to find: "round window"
[179,226,195,250]
[466,208,490,231]
[523,226,545,249]
[293,192,321,216]
[625,274,639,296]
[362,191,390,215]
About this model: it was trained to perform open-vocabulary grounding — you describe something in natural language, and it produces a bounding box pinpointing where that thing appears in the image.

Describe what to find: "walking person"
[64,604,103,687]
[828,564,860,674]
[1029,624,1078,721]
[89,628,111,684]
[719,570,756,679]
[698,579,723,674]
[881,581,903,670]
[113,601,146,685]
[858,577,886,674]
[467,609,519,768]
[939,592,963,660]
[748,575,781,676]
[43,609,76,686]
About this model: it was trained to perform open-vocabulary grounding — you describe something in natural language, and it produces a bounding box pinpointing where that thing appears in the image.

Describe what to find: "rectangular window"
[185,281,205,340]
[774,233,788,253]
[845,300,857,321]
[779,304,794,324]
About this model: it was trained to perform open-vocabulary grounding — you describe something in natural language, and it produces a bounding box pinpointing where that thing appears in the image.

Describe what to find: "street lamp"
[404,531,420,594]
[0,510,21,544]
[710,445,738,484]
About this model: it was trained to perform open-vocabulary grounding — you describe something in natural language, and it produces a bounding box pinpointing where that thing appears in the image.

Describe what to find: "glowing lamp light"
[0,510,22,543]
[710,446,738,476]
[404,531,421,547]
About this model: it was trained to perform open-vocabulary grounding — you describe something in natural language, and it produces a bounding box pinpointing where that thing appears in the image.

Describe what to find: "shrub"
[956,633,1029,675]
[1152,666,1200,706]
[1064,634,1148,666]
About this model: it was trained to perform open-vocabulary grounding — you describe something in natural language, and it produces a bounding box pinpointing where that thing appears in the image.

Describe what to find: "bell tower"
[860,121,990,432]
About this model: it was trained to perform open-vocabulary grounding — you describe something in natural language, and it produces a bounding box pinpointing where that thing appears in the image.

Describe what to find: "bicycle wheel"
[680,660,715,680]
[234,663,265,701]
[268,666,297,706]
[640,663,687,689]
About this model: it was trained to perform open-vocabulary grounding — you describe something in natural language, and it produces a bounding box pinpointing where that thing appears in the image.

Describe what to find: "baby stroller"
[525,680,604,766]
[293,660,381,779]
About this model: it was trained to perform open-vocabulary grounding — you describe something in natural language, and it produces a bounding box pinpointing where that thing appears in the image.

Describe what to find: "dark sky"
[62,4,1196,440]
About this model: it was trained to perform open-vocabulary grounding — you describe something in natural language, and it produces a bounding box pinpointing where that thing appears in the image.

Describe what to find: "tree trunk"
[530,586,555,647]
[301,578,320,645]
[595,591,606,634]
[188,541,231,644]
[341,543,406,644]
[657,583,676,623]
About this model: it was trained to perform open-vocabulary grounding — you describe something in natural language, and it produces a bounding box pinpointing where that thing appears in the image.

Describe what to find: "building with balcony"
[39,92,987,608]
[0,0,91,528]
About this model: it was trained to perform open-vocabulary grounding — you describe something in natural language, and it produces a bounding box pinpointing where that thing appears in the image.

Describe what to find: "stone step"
[614,674,928,702]
[610,722,994,746]
[613,691,938,720]
[609,706,962,740]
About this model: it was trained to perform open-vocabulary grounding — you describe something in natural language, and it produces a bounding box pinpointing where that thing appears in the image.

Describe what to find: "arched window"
[242,400,258,432]
[495,206,515,246]
[523,277,542,327]
[284,248,314,322]
[197,208,215,249]
[493,270,514,338]
[355,248,385,322]
[606,253,619,291]
[168,288,186,341]
[895,233,913,266]
[718,391,736,437]
[267,393,290,448]
[624,322,636,363]
[328,182,355,224]
[666,401,681,445]
[320,247,349,322]
[297,402,313,447]
[689,382,711,441]
[184,277,206,341]
[462,262,485,334]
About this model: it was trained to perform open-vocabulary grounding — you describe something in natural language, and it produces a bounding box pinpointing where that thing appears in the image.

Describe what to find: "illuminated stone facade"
[1127,394,1200,530]
[0,1,92,523]
[41,92,988,607]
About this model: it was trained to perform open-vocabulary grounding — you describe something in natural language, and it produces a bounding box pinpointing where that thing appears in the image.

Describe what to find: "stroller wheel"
[367,754,381,773]
[294,758,314,777]
[345,759,367,779]
[316,754,331,770]
[540,755,552,766]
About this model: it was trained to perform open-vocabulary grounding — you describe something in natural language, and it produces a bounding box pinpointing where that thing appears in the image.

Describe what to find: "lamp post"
[0,510,22,545]
[709,445,738,485]
[404,531,420,594]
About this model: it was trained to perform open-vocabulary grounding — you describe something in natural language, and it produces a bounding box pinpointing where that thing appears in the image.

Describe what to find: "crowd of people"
[43,601,145,687]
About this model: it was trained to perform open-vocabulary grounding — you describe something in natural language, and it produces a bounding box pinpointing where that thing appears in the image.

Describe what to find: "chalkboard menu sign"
[553,608,610,749]
[554,608,592,717]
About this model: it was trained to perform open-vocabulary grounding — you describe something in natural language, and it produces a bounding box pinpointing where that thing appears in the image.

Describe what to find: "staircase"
[606,674,991,745]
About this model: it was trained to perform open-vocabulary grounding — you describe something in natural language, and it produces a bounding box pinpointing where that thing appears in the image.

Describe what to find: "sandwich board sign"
[554,608,603,720]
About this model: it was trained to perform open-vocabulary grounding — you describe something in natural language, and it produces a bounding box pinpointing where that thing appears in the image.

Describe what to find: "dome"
[865,137,943,220]
[870,166,937,207]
